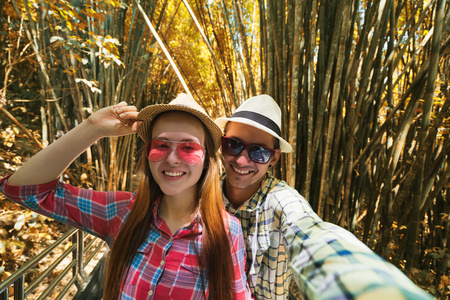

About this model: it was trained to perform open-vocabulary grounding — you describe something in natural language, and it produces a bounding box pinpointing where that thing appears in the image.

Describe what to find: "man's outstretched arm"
[274,186,433,300]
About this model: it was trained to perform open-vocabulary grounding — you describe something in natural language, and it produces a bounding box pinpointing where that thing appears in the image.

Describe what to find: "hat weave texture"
[137,93,222,151]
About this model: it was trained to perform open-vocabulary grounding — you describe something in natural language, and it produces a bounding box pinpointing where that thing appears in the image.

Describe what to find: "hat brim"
[137,104,223,152]
[215,117,292,153]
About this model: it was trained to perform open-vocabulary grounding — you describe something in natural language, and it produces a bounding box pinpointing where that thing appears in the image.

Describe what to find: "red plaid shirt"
[0,175,251,299]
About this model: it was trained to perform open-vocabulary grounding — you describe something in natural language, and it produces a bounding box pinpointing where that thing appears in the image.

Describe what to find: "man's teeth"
[164,171,184,177]
[232,166,251,174]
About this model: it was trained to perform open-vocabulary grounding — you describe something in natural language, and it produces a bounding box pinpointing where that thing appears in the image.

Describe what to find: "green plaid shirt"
[222,173,433,300]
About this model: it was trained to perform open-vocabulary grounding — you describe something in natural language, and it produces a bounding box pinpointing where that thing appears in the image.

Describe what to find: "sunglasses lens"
[222,137,274,164]
[148,139,204,165]
[222,137,244,156]
[177,143,204,165]
[148,139,170,162]
[248,146,272,164]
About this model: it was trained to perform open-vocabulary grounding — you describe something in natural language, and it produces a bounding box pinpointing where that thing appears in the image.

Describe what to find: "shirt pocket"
[124,253,147,286]
[121,250,153,299]
[168,253,205,299]
[124,241,154,285]
[247,223,271,279]
[180,253,201,275]
[247,224,271,253]
[257,224,271,251]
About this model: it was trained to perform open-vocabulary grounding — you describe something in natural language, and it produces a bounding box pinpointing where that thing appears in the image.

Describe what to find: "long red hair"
[104,113,235,300]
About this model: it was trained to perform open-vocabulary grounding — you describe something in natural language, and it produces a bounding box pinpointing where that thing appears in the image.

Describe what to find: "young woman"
[0,94,251,299]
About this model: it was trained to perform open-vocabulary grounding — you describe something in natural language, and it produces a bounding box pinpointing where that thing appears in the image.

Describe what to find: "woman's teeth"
[164,171,184,177]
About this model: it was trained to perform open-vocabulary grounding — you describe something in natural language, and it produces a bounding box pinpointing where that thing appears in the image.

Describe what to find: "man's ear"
[270,149,282,166]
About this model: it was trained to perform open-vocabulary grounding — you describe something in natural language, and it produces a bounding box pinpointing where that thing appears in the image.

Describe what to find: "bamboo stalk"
[134,0,192,99]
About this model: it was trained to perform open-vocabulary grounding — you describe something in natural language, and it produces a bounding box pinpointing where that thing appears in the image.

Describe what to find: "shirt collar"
[152,195,203,237]
[220,172,279,213]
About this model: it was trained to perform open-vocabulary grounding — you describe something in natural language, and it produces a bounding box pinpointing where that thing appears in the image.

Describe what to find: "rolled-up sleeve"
[0,174,134,243]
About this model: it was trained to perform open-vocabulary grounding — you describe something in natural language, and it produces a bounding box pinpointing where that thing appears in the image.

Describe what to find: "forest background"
[0,0,449,298]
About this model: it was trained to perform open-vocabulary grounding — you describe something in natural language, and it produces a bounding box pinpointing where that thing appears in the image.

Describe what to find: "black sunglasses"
[221,136,275,164]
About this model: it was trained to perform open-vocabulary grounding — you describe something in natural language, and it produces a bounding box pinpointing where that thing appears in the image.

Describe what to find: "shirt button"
[160,260,164,266]
[148,290,153,296]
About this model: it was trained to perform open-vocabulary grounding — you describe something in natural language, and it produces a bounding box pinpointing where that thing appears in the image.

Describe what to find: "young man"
[215,95,432,299]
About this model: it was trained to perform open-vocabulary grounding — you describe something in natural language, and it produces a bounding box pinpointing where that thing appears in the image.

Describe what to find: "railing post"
[77,230,87,281]
[0,288,9,300]
[13,276,24,300]
[72,230,82,291]
[72,231,78,275]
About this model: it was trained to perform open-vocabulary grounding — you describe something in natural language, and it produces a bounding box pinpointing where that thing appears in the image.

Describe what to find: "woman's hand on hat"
[87,102,139,137]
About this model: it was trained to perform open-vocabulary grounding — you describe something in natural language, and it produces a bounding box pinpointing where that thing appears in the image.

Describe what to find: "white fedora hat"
[215,94,292,153]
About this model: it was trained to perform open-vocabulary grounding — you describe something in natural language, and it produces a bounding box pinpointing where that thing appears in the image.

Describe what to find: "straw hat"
[136,93,222,152]
[215,94,292,153]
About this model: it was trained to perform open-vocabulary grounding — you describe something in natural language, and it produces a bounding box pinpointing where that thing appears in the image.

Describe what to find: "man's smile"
[231,165,254,175]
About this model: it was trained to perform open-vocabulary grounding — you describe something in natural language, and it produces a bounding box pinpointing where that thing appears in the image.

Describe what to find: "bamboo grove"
[0,0,449,296]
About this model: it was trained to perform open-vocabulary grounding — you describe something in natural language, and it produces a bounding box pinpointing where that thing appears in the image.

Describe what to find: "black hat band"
[231,111,281,136]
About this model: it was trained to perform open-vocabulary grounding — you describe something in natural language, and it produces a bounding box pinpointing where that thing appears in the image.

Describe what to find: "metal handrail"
[24,244,76,296]
[36,260,77,300]
[0,228,77,292]
[0,228,105,300]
